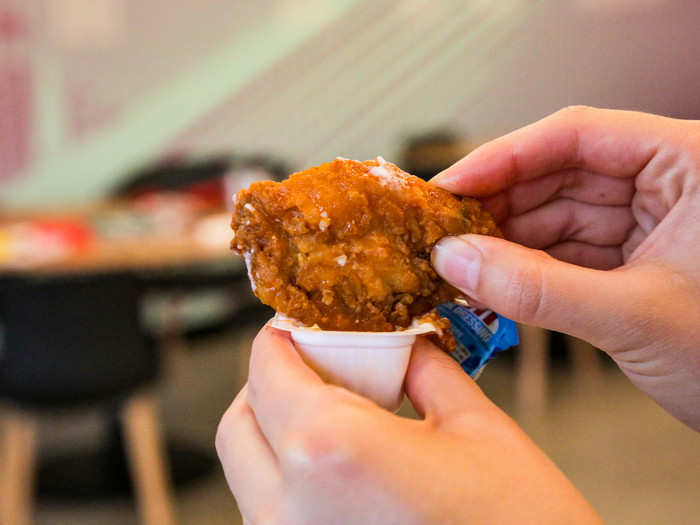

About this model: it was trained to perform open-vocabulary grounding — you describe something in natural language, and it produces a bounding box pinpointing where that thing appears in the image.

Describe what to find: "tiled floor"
[35,323,699,524]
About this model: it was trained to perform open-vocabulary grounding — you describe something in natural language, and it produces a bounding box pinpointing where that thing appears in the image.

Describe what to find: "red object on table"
[31,219,94,251]
[185,178,225,206]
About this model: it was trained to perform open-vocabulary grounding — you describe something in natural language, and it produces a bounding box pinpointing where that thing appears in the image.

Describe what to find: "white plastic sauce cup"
[269,315,436,411]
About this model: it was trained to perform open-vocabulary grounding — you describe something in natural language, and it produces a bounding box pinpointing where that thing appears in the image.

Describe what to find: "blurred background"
[1,1,699,524]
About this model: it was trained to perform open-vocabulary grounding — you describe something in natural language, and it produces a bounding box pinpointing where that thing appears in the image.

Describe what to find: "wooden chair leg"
[121,394,178,525]
[0,410,38,525]
[515,324,549,417]
[567,335,604,394]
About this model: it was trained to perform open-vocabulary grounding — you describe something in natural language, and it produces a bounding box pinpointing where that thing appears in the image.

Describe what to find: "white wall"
[3,0,699,206]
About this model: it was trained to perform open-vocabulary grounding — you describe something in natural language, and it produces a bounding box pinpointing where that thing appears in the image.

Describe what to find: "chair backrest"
[112,156,232,198]
[0,272,159,410]
[111,154,289,204]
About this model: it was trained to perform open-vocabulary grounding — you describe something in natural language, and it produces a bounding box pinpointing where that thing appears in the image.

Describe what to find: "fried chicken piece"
[230,157,498,332]
[415,310,456,351]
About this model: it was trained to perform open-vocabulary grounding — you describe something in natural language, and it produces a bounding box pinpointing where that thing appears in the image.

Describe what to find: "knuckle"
[504,255,547,322]
[215,417,231,458]
[556,104,593,121]
[246,507,281,525]
[246,376,262,408]
[278,416,359,478]
[215,399,247,458]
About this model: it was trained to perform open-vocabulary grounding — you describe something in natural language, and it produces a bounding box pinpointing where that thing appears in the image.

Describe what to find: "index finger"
[432,106,663,197]
[247,325,325,449]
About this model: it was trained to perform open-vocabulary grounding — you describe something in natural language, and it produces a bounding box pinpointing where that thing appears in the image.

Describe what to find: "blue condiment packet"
[437,302,519,379]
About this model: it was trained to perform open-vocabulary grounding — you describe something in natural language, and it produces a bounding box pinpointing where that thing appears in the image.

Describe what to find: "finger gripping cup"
[270,315,435,411]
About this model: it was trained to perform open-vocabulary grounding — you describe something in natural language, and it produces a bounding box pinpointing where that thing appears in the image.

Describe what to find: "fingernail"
[428,169,456,190]
[431,236,482,293]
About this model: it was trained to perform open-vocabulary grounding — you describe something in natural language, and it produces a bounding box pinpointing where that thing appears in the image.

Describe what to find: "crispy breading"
[231,157,498,332]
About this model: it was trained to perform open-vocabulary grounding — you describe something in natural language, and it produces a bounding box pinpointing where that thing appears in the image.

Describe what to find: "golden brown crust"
[230,158,498,331]
[417,310,456,351]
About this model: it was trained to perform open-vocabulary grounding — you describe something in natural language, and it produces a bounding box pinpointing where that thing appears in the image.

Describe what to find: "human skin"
[217,327,602,525]
[431,106,700,430]
[216,106,699,524]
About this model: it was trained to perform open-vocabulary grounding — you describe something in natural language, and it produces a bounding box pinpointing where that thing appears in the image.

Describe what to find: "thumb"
[404,337,495,422]
[431,234,644,347]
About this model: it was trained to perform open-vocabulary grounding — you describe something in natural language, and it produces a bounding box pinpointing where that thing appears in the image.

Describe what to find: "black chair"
[0,272,177,525]
[399,129,473,181]
[112,156,232,198]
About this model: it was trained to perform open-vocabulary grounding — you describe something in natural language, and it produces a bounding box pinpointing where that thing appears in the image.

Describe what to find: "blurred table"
[1,235,233,275]
[0,199,237,276]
